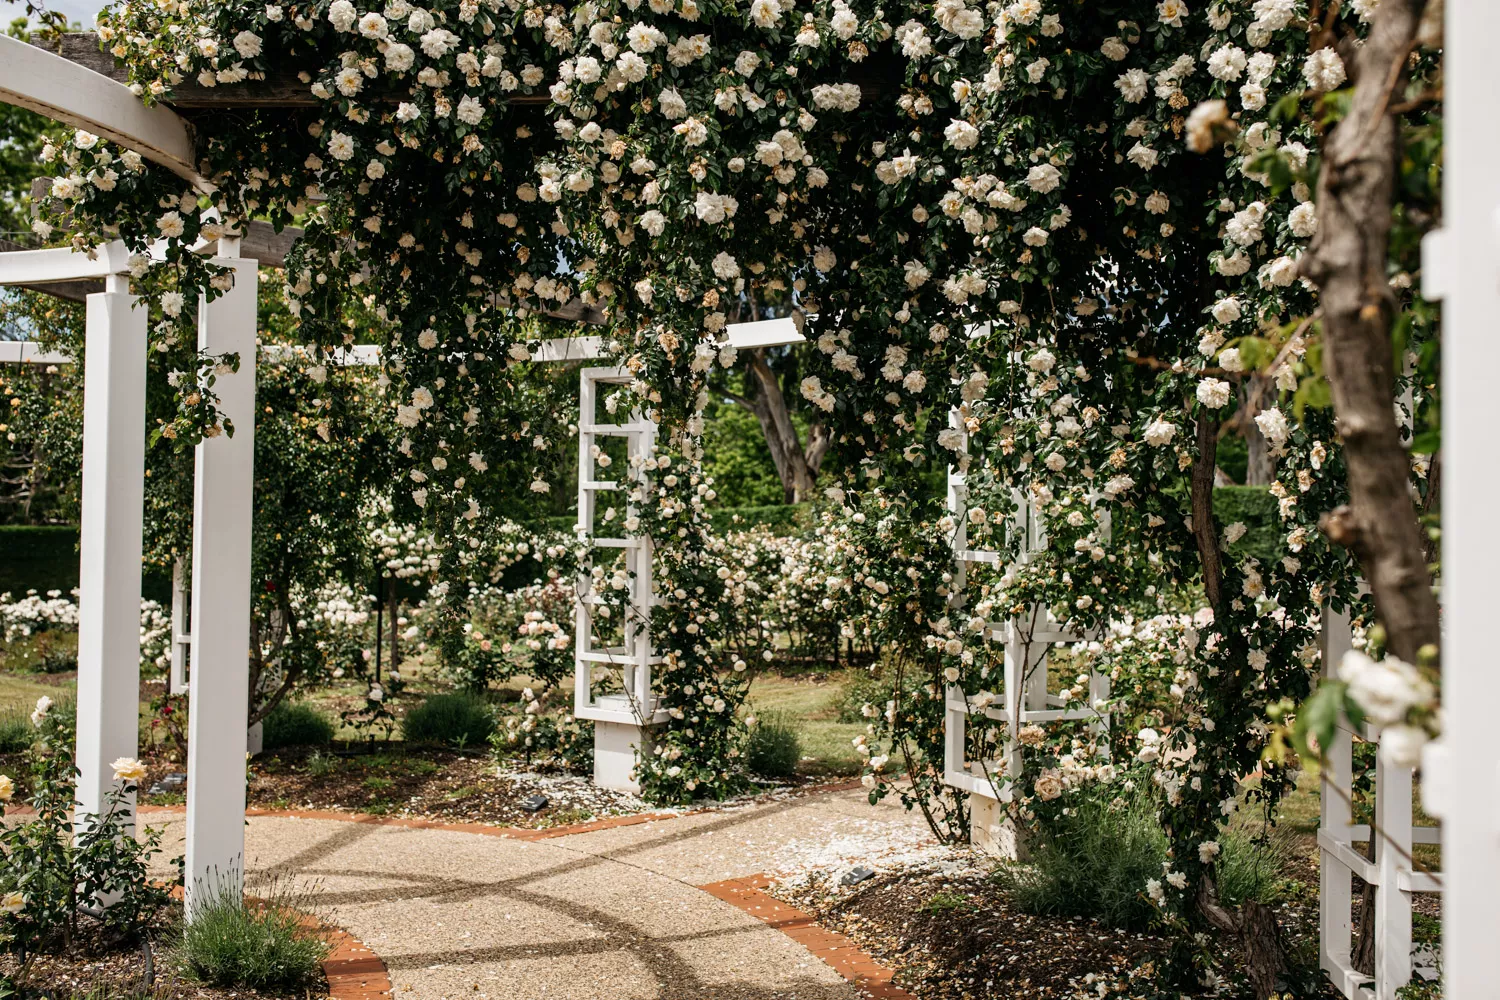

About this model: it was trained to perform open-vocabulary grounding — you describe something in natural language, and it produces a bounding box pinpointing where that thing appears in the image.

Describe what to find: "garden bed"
[0,907,330,999]
[773,852,1170,999]
[770,843,1359,1000]
[141,747,647,830]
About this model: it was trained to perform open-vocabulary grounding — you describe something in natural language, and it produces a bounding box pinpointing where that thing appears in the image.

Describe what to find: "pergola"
[0,9,1497,1000]
[0,30,798,910]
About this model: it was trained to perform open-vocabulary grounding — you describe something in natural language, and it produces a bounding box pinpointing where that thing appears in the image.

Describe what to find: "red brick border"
[700,874,912,999]
[321,922,393,1000]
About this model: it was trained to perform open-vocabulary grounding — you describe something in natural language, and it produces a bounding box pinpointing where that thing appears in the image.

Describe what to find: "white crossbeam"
[0,35,201,186]
[0,341,71,364]
[0,242,133,285]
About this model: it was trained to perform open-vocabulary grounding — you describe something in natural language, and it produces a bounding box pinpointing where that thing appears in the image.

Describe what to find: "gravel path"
[144,785,933,1000]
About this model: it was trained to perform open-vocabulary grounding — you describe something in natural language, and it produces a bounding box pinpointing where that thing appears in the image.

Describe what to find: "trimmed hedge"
[0,524,173,602]
[0,525,79,599]
[709,503,810,536]
[1212,486,1281,565]
[541,503,811,538]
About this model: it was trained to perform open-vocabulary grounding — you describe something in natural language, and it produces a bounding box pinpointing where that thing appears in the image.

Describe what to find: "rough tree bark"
[724,348,832,503]
[1302,0,1441,667]
[1300,0,1437,978]
[1190,411,1291,998]
[1238,374,1276,486]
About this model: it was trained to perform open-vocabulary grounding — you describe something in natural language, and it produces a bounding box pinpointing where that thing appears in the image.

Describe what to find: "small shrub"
[744,712,801,779]
[0,699,75,755]
[179,882,329,989]
[260,702,335,750]
[402,691,494,747]
[304,751,337,778]
[1215,826,1292,907]
[993,794,1168,930]
[837,666,897,724]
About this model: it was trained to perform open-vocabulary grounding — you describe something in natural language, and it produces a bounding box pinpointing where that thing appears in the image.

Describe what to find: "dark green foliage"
[709,503,811,536]
[0,526,79,597]
[178,882,329,990]
[260,701,335,750]
[743,711,801,779]
[994,794,1170,930]
[700,397,786,507]
[401,691,494,747]
[996,792,1289,930]
[1213,486,1282,565]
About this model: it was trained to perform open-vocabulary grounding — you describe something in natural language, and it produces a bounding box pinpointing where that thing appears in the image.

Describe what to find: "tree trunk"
[1191,411,1224,611]
[1302,0,1440,667]
[1198,875,1289,1000]
[735,349,831,503]
[1240,375,1275,486]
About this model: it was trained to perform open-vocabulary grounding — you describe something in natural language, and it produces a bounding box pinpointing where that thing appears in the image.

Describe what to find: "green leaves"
[1291,680,1365,765]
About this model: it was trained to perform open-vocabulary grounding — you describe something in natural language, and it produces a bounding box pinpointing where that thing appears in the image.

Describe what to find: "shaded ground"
[0,906,328,1000]
[131,747,643,830]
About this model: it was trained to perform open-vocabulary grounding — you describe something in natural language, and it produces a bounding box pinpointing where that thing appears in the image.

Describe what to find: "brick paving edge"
[698,874,914,1000]
[321,922,394,1000]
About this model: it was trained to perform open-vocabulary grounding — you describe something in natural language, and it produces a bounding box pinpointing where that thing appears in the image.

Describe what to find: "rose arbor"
[1,3,1499,999]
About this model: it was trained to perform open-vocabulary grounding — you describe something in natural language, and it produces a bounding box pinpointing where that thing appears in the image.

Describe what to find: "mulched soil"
[139,746,647,830]
[774,854,1169,1000]
[0,909,327,999]
[772,843,1367,1000]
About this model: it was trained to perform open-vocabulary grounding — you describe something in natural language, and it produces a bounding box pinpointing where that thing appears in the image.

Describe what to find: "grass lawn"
[746,669,866,778]
[0,671,71,716]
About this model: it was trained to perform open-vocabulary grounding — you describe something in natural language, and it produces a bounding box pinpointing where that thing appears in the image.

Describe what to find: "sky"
[0,0,108,30]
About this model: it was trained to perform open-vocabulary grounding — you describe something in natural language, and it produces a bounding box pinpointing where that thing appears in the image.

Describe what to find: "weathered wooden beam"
[38,33,549,109]
[42,32,895,112]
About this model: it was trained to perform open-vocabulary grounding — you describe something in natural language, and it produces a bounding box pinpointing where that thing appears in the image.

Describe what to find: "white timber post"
[1319,603,1355,987]
[573,367,661,792]
[73,273,147,838]
[1427,1,1500,995]
[184,251,257,916]
[169,557,190,694]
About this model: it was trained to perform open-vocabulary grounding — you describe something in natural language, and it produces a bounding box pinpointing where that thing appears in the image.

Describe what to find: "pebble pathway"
[144,784,933,1000]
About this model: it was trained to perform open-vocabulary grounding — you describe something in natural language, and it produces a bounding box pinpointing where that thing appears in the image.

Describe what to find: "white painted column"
[73,275,147,837]
[1435,1,1500,996]
[169,557,190,694]
[1319,604,1354,985]
[184,255,257,916]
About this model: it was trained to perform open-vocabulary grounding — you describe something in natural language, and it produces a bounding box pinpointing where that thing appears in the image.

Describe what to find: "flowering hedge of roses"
[34,0,1442,970]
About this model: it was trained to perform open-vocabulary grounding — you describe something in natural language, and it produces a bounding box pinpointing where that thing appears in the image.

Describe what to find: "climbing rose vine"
[35,0,1440,988]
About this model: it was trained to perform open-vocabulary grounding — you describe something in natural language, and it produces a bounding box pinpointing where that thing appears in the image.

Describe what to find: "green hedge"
[0,525,79,599]
[0,525,173,602]
[710,503,810,535]
[1212,486,1281,565]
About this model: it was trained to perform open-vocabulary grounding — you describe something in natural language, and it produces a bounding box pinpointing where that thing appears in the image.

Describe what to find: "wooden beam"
[41,32,895,112]
[39,33,550,109]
